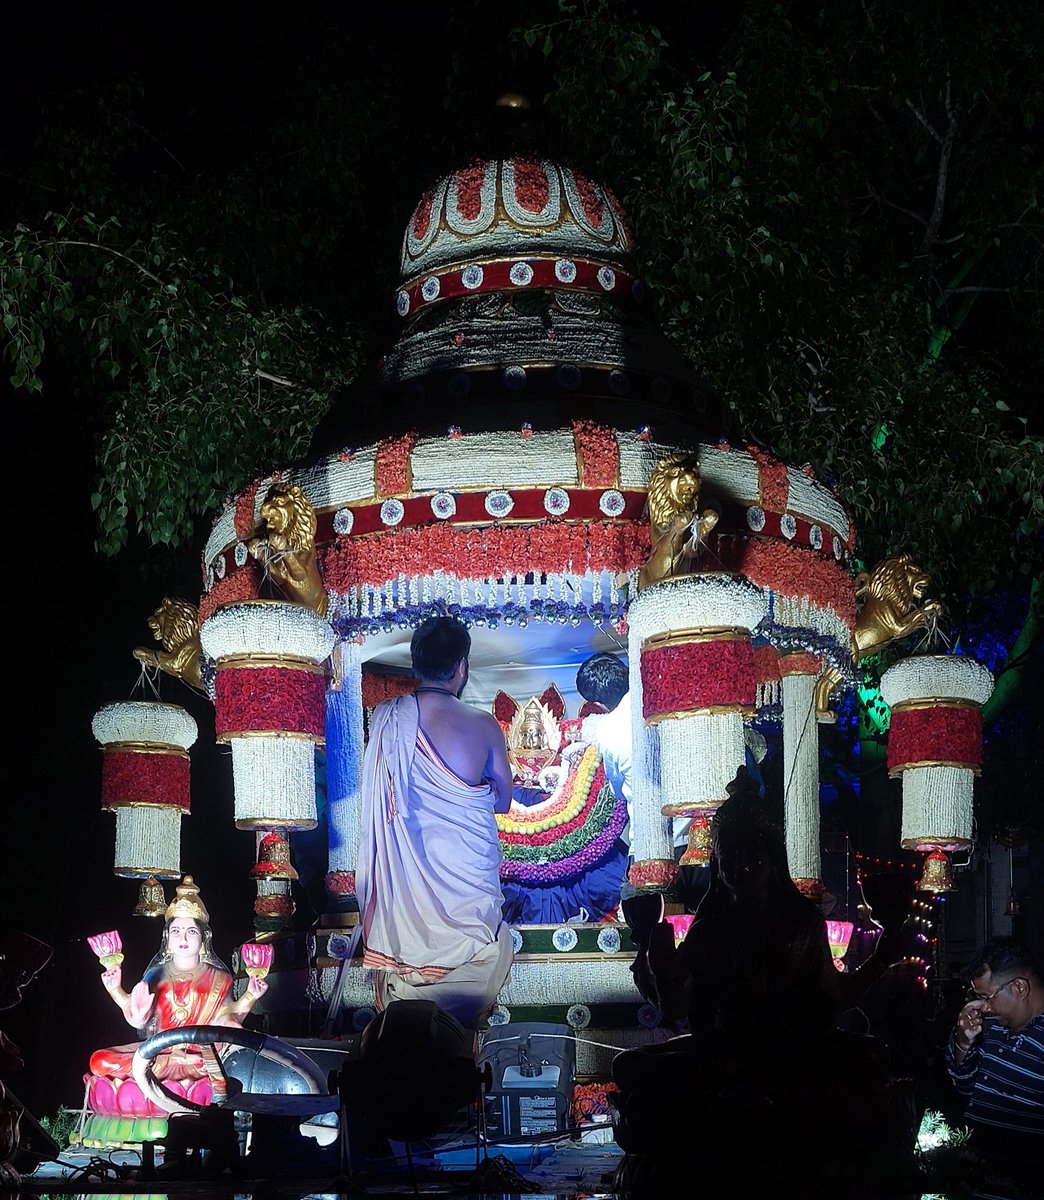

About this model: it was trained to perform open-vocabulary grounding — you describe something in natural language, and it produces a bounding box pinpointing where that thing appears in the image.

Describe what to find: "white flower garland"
[880,655,994,707]
[782,672,821,883]
[92,701,197,750]
[228,737,319,830]
[113,806,182,878]
[900,766,974,850]
[201,601,335,663]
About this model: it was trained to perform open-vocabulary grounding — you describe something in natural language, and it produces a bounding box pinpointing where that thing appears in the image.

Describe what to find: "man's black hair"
[576,652,628,710]
[965,937,1039,984]
[411,616,471,682]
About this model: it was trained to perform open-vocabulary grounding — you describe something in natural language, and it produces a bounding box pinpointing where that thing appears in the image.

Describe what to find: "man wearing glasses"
[946,937,1043,1170]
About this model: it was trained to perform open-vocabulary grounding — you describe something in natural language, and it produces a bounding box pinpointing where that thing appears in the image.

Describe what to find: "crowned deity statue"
[85,877,267,1121]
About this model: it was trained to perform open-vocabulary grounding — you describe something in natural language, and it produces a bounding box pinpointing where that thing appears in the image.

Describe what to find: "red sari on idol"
[89,964,233,1081]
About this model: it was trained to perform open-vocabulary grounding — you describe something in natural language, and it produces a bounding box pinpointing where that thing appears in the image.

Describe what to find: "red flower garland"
[361,671,416,709]
[254,894,294,916]
[779,652,822,677]
[746,444,790,512]
[887,706,982,773]
[641,639,756,718]
[512,157,550,213]
[199,567,261,623]
[214,667,326,740]
[453,162,486,221]
[322,520,649,592]
[234,478,264,541]
[375,432,417,497]
[753,642,781,683]
[101,751,190,812]
[325,870,356,897]
[726,540,857,629]
[572,419,619,488]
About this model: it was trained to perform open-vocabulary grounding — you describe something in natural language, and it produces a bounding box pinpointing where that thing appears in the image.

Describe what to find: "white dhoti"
[356,694,512,1027]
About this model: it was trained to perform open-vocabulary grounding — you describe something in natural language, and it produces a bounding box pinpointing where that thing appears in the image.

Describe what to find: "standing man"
[946,938,1043,1167]
[356,617,514,1028]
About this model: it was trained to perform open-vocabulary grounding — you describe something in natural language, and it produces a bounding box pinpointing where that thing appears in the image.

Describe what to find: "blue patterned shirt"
[946,1013,1044,1137]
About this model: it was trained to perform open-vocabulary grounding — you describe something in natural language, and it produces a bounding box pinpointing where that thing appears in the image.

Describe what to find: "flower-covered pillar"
[200,600,335,830]
[627,574,767,890]
[780,653,824,898]
[324,638,365,921]
[879,654,993,892]
[92,701,197,878]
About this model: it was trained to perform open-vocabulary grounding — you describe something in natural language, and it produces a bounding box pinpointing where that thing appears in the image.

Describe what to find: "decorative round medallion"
[327,932,352,961]
[488,1004,511,1026]
[485,491,514,518]
[597,266,617,291]
[503,365,527,391]
[599,489,625,518]
[544,487,571,516]
[556,364,582,390]
[780,513,798,540]
[461,264,484,290]
[509,261,534,286]
[637,1003,662,1029]
[213,554,226,581]
[333,508,355,536]
[234,541,249,567]
[597,927,622,954]
[651,377,672,402]
[567,1004,592,1030]
[809,524,823,550]
[510,928,524,954]
[431,493,456,520]
[607,369,630,395]
[352,1007,376,1031]
[555,259,577,283]
[746,506,766,532]
[380,499,405,527]
[552,926,579,952]
[421,276,441,302]
[395,290,410,317]
[205,567,215,592]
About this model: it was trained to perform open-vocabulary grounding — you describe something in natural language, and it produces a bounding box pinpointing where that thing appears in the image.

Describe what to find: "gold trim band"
[235,817,318,831]
[888,758,981,778]
[103,742,190,759]
[646,705,755,725]
[103,800,189,811]
[217,654,326,674]
[900,836,972,851]
[217,729,325,746]
[641,626,751,652]
[660,801,720,817]
[890,697,979,713]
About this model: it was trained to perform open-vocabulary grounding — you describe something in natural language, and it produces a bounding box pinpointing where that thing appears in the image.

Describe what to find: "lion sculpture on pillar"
[638,454,719,591]
[248,482,328,617]
[133,598,204,692]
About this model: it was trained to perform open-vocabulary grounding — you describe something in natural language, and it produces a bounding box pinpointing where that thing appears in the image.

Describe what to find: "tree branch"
[42,240,164,284]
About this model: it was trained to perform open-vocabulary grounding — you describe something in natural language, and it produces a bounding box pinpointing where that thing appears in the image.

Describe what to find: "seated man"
[946,938,1043,1171]
[356,617,514,1028]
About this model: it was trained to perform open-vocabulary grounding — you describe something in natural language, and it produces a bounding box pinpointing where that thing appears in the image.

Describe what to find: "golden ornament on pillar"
[132,597,204,692]
[917,849,955,893]
[250,832,299,881]
[132,875,166,918]
[679,814,712,868]
[638,456,719,591]
[852,553,945,662]
[248,482,328,617]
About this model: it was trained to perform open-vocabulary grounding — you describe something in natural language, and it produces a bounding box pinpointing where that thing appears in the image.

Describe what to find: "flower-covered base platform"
[72,1113,169,1150]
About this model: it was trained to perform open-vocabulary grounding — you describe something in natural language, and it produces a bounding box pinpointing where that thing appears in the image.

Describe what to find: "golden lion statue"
[248,482,328,617]
[133,597,204,692]
[852,552,944,661]
[638,454,720,591]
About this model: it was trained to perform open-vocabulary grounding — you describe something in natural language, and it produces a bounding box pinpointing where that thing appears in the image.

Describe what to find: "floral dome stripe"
[91,702,198,751]
[401,158,634,280]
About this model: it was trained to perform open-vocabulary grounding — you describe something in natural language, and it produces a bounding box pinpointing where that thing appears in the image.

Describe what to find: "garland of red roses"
[214,667,326,741]
[753,642,782,683]
[199,566,261,623]
[779,652,823,677]
[101,751,191,811]
[234,478,264,541]
[887,705,982,775]
[572,419,619,488]
[375,432,417,497]
[640,639,756,719]
[361,671,417,709]
[322,520,649,593]
[727,539,857,629]
[746,444,790,512]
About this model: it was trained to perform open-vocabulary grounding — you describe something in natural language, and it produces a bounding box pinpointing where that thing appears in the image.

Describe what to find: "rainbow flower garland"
[497,744,602,839]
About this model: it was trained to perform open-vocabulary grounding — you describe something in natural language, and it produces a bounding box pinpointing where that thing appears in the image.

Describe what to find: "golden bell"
[917,849,955,893]
[250,832,299,881]
[679,815,712,868]
[133,876,167,918]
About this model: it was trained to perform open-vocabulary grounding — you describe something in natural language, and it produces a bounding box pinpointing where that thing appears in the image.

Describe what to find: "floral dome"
[399,157,635,286]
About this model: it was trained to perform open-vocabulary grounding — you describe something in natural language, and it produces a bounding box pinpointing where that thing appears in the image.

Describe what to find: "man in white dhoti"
[356,617,515,1027]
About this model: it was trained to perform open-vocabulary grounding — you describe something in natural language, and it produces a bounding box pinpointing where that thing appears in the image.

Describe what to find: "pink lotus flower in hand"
[88,930,124,967]
[240,942,273,979]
